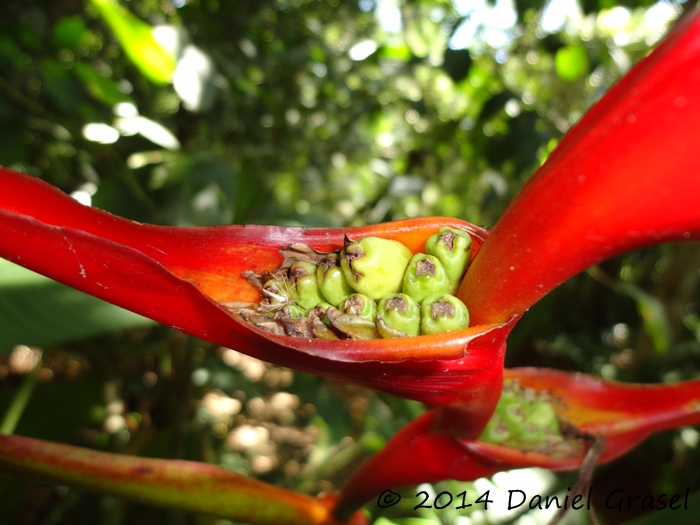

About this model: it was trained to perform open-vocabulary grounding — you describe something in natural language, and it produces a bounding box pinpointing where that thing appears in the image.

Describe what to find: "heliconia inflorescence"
[237,228,474,340]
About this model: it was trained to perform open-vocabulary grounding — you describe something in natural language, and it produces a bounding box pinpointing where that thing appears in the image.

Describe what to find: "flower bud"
[290,261,326,311]
[402,254,450,303]
[376,293,420,338]
[424,227,472,293]
[316,254,353,307]
[341,293,377,322]
[420,294,470,335]
[340,236,413,301]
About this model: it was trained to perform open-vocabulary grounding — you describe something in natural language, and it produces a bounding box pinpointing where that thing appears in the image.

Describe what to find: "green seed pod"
[340,236,413,301]
[262,277,297,305]
[341,293,377,322]
[424,227,473,294]
[316,254,353,307]
[420,294,470,335]
[290,261,325,311]
[402,254,450,303]
[477,414,511,445]
[376,293,420,338]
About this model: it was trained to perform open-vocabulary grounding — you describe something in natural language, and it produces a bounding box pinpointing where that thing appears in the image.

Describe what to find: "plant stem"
[0,358,41,435]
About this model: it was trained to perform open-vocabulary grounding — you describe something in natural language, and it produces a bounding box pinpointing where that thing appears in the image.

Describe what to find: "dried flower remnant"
[236,228,474,340]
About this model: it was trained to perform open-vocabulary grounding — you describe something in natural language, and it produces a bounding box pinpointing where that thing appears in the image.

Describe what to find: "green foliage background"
[1,0,700,524]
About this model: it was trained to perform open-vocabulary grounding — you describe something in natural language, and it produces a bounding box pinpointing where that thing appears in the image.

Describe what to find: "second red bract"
[1,9,700,520]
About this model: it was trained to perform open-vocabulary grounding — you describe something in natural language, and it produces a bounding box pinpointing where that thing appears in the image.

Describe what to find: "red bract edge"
[460,11,700,325]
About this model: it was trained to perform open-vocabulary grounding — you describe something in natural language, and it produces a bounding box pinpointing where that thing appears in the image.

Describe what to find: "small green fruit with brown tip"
[341,293,377,322]
[402,253,450,303]
[424,227,472,293]
[376,293,420,338]
[290,261,325,311]
[420,294,470,335]
[340,236,413,301]
[316,254,353,307]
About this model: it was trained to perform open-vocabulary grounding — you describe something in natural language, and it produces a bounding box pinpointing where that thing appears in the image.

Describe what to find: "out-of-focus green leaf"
[620,282,671,355]
[555,44,590,81]
[442,47,472,83]
[0,34,23,68]
[90,0,175,85]
[51,17,91,49]
[42,58,85,114]
[0,259,154,351]
[73,61,133,106]
[381,43,412,61]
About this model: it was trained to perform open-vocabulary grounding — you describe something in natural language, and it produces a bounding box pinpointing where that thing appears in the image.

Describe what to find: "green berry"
[376,293,420,338]
[340,236,413,301]
[424,228,473,294]
[316,254,353,307]
[290,261,325,311]
[341,293,377,322]
[420,294,470,335]
[402,254,450,303]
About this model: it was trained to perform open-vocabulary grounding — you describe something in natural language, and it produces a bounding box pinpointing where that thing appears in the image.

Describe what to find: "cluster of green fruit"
[478,381,570,452]
[240,228,473,340]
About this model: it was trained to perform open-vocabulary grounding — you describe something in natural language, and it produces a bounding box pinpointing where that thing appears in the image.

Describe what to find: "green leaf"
[442,48,473,83]
[52,17,91,49]
[74,61,133,106]
[0,258,154,351]
[90,0,175,85]
[620,282,671,355]
[555,44,590,82]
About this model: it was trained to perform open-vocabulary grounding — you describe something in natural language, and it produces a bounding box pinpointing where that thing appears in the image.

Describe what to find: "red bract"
[0,168,512,434]
[333,367,700,515]
[459,11,700,325]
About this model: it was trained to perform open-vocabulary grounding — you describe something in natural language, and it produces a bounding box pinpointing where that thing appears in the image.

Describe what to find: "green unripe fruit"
[314,301,333,312]
[316,255,353,307]
[424,228,473,294]
[523,398,559,435]
[277,304,307,319]
[420,294,470,335]
[477,414,510,445]
[262,277,297,305]
[290,261,325,311]
[376,293,420,338]
[340,236,413,301]
[402,254,450,303]
[326,307,380,340]
[341,293,377,322]
[311,302,334,325]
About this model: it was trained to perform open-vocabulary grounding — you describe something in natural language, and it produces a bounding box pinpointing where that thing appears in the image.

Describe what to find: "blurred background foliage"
[1,0,700,524]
